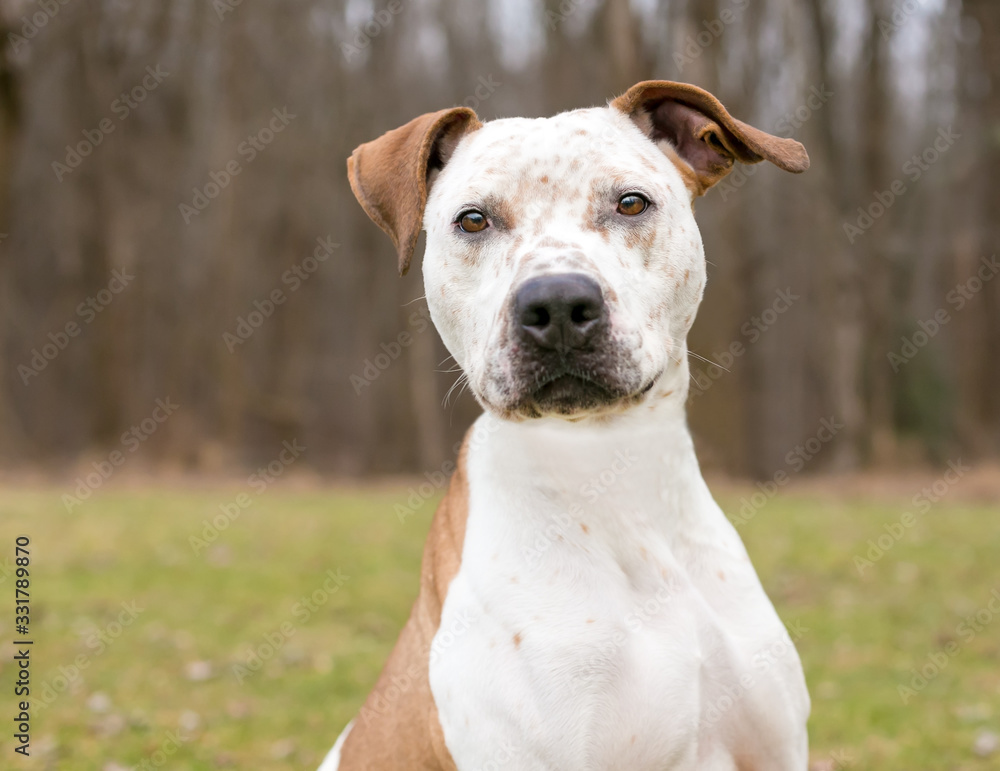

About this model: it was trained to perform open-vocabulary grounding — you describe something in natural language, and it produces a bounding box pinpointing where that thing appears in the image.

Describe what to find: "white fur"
[429,400,809,770]
[324,105,809,770]
[317,719,353,771]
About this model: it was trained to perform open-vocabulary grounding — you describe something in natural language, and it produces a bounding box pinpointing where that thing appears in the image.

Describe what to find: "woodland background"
[0,0,997,480]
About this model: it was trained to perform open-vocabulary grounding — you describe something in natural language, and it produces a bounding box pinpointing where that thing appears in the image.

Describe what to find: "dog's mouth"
[504,367,657,419]
[533,372,615,411]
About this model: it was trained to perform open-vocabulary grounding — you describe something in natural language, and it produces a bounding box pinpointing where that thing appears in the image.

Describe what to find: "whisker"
[443,372,470,408]
[687,350,727,372]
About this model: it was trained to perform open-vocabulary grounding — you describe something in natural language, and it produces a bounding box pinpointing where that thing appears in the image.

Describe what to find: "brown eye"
[617,194,648,216]
[458,210,488,233]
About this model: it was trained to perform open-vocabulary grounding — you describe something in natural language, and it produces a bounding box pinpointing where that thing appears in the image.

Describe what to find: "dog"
[320,80,811,771]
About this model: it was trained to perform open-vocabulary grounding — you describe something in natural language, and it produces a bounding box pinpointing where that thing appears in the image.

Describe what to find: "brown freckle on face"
[624,224,657,254]
[510,576,518,583]
[536,236,575,250]
[661,390,674,398]
[513,633,522,648]
[540,175,549,184]
[684,314,692,325]
[580,523,589,534]
[718,571,726,581]
[586,618,595,623]
[684,269,690,281]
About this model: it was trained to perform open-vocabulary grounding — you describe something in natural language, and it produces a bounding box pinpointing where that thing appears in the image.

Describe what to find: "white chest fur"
[428,404,809,771]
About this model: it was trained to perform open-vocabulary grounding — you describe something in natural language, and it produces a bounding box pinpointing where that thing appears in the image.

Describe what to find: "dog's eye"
[458,210,488,233]
[617,194,648,216]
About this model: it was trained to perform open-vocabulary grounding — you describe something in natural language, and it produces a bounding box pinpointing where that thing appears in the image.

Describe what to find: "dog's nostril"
[523,305,550,328]
[570,303,598,325]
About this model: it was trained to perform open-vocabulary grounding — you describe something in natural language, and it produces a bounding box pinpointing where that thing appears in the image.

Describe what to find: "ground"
[0,470,998,770]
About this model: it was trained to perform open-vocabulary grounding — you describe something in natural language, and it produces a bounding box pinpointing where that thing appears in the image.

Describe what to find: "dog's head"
[348,81,808,421]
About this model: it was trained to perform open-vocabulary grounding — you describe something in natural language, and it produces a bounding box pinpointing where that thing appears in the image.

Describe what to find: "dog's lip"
[532,373,614,401]
[527,367,662,403]
[532,368,613,395]
[638,377,657,396]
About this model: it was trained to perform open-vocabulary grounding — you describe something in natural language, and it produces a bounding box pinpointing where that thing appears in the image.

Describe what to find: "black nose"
[514,274,606,351]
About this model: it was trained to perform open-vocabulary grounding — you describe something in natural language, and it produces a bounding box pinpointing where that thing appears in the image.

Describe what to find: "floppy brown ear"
[347,107,482,275]
[611,80,809,197]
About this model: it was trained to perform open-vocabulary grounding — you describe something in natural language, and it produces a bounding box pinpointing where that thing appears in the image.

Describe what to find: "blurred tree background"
[0,0,996,479]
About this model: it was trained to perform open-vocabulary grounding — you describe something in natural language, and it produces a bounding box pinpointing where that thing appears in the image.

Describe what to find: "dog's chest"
[428,432,808,770]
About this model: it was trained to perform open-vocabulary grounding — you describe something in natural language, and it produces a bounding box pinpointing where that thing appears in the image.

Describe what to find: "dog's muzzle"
[500,273,645,417]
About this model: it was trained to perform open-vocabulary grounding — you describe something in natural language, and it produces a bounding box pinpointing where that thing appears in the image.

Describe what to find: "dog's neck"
[471,355,712,525]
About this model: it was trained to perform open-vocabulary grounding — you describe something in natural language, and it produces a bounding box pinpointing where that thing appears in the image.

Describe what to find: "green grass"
[0,480,998,769]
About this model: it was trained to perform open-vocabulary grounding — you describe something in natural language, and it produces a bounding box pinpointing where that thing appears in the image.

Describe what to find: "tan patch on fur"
[580,523,590,534]
[658,141,701,198]
[513,633,522,648]
[338,436,472,770]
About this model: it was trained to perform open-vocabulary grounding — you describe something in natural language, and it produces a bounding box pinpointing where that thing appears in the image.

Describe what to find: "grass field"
[0,475,998,770]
